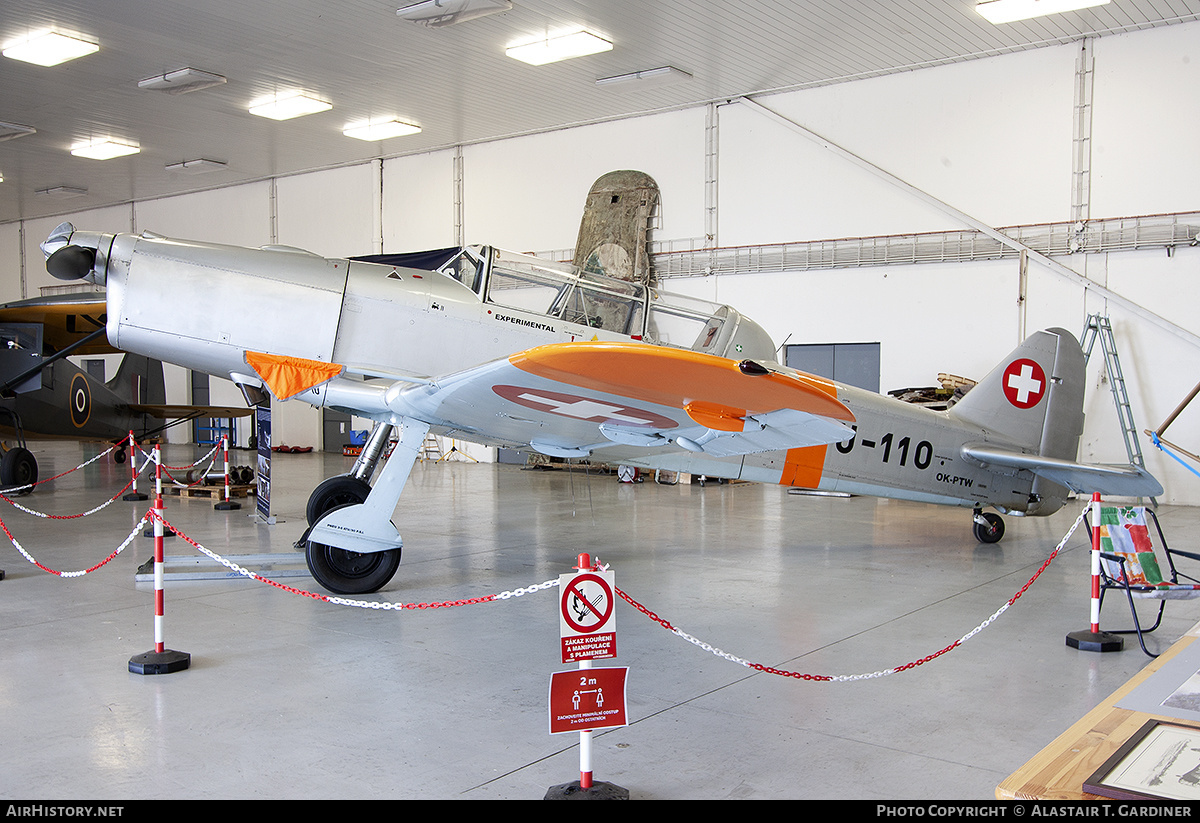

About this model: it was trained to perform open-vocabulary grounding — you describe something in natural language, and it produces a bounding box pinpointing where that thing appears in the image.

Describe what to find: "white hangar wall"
[2,21,1196,501]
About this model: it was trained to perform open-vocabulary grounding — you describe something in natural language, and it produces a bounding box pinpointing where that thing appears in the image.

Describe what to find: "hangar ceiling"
[1,0,1198,225]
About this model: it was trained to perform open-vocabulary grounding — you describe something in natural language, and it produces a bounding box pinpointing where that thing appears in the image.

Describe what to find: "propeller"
[46,245,96,281]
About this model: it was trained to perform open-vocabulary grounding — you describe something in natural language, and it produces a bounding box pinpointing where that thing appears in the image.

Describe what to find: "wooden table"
[997,624,1200,800]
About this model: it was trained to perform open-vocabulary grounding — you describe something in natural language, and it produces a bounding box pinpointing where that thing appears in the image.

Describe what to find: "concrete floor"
[1,440,1196,801]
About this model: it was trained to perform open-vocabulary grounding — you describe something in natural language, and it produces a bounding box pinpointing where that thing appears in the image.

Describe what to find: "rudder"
[107,354,167,405]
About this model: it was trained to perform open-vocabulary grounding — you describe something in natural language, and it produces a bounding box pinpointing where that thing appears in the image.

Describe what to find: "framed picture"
[1085,720,1200,800]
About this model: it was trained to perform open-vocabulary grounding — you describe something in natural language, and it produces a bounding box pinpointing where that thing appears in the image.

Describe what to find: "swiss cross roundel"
[1002,358,1047,409]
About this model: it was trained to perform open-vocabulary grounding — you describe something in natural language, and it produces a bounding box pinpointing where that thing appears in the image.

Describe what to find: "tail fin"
[107,354,167,405]
[949,328,1086,512]
[950,327,1084,457]
[572,170,659,286]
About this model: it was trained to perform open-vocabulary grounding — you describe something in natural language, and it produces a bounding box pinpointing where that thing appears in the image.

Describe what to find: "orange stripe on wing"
[510,342,853,423]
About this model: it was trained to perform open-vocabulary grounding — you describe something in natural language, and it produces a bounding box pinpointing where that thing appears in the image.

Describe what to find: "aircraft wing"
[379,341,857,459]
[961,444,1164,498]
[0,293,115,354]
[127,404,254,420]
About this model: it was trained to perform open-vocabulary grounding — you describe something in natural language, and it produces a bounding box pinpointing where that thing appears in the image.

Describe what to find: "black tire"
[305,474,372,525]
[0,447,37,495]
[305,539,401,594]
[973,511,1005,544]
[113,448,126,465]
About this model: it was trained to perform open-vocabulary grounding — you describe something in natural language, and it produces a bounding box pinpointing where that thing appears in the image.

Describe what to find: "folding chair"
[1089,506,1200,657]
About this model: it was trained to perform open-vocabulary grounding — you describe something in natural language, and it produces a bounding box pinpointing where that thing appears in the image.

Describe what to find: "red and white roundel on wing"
[1002,358,1047,409]
[492,385,677,429]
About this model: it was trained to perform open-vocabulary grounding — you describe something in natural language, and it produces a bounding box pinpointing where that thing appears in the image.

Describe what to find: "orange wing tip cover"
[244,351,344,400]
[511,342,854,422]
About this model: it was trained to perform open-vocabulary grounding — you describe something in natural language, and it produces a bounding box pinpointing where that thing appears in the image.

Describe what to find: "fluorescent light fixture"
[36,185,88,198]
[2,29,98,66]
[165,158,227,174]
[343,117,421,141]
[506,30,613,66]
[249,91,332,120]
[596,66,692,88]
[139,67,227,94]
[976,0,1110,24]
[0,121,36,142]
[397,0,511,27]
[70,138,140,160]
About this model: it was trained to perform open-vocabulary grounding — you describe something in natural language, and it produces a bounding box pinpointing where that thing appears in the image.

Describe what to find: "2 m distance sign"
[559,568,616,662]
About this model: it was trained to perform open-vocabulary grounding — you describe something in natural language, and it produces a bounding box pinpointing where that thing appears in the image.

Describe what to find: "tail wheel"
[973,511,1005,544]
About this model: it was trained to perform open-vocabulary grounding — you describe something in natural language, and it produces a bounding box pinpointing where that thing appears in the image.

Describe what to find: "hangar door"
[785,342,880,393]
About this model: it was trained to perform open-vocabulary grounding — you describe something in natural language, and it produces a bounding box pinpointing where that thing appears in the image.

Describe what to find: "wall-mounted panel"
[276,164,380,258]
[1090,21,1200,218]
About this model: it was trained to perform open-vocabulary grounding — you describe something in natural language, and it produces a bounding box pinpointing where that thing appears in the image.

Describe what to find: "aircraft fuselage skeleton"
[42,224,1161,593]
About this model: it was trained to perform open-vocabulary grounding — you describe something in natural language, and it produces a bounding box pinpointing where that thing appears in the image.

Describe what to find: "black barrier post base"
[129,649,190,675]
[123,491,148,501]
[544,780,629,800]
[1066,629,1124,652]
[214,499,241,511]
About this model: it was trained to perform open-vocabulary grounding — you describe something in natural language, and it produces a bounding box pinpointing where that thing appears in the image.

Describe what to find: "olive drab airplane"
[37,173,1161,595]
[0,292,252,489]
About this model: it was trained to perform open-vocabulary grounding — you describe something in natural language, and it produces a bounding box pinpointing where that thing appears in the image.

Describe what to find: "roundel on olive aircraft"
[69,373,92,428]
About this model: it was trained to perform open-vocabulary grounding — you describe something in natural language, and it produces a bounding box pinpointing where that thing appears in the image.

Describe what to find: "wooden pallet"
[164,484,256,499]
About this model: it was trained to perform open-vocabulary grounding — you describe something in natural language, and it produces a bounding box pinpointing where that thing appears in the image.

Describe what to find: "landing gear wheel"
[305,539,401,594]
[306,474,372,525]
[973,511,1005,544]
[0,447,37,494]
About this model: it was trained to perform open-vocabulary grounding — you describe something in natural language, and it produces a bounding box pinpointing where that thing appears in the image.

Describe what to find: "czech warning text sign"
[548,667,629,734]
[558,568,616,662]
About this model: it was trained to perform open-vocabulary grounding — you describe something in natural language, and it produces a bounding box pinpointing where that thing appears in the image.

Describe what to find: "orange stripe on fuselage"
[781,445,827,488]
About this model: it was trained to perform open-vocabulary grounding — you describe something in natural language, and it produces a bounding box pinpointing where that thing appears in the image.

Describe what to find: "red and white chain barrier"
[0,463,1092,680]
[617,505,1090,681]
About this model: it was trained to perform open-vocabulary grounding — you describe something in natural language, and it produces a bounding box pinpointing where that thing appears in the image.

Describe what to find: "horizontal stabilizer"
[961,444,1163,498]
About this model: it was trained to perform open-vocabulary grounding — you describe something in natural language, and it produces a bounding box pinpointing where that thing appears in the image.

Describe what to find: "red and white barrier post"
[545,553,629,800]
[1066,492,1123,653]
[122,431,147,502]
[214,435,241,511]
[129,444,191,675]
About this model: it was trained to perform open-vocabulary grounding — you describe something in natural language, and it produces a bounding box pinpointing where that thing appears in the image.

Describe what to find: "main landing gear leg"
[304,422,393,526]
[303,419,429,594]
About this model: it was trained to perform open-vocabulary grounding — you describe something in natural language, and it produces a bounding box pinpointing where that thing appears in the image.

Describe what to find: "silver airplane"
[39,221,1161,594]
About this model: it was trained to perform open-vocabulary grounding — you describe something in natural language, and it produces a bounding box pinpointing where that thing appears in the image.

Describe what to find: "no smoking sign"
[559,568,616,662]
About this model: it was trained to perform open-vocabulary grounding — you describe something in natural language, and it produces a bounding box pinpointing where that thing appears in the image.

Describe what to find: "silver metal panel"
[113,236,347,379]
